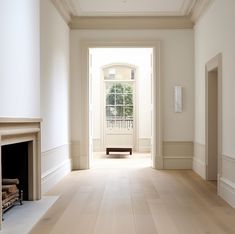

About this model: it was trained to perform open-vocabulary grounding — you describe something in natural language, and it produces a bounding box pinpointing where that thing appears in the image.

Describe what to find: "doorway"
[205,54,222,188]
[90,48,152,167]
[80,41,163,170]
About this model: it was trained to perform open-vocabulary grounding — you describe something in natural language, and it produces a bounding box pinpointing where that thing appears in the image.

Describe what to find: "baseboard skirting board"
[41,144,72,194]
[164,157,193,169]
[219,177,235,208]
[193,157,206,179]
[162,141,193,169]
[193,142,206,179]
[42,159,71,194]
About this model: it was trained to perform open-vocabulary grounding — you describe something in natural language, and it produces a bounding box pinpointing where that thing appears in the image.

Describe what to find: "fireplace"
[0,118,41,230]
[2,142,29,200]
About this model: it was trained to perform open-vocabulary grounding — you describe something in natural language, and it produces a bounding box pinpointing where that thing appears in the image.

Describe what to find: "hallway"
[30,155,235,234]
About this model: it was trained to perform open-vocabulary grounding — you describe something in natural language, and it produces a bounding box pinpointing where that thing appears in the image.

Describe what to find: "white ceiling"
[66,0,197,17]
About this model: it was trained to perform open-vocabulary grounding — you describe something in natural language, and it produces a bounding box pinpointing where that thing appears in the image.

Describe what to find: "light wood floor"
[30,153,235,234]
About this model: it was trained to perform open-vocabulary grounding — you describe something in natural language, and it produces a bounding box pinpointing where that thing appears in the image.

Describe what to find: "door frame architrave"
[80,40,163,169]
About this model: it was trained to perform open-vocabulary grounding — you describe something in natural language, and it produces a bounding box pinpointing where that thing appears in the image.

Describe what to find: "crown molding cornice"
[51,0,214,29]
[190,0,215,22]
[69,16,194,30]
[51,0,72,23]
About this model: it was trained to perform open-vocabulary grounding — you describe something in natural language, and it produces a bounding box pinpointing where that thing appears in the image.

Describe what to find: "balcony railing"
[106,119,133,129]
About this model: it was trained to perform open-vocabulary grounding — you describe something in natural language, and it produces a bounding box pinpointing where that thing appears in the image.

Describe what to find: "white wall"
[40,0,71,193]
[194,0,235,207]
[70,29,194,167]
[0,0,40,117]
[90,48,152,151]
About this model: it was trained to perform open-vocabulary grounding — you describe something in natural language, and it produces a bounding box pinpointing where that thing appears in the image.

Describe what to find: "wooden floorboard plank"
[30,153,235,234]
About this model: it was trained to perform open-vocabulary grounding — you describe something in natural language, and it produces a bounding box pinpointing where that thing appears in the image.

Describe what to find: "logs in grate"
[2,178,23,214]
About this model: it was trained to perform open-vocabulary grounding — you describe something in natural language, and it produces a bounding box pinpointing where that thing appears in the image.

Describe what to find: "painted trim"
[191,0,215,22]
[219,177,235,208]
[164,158,193,169]
[51,0,72,23]
[41,159,71,194]
[193,157,206,179]
[193,142,206,179]
[69,16,194,29]
[222,154,235,161]
[70,0,196,17]
[164,156,193,159]
[70,141,81,169]
[163,141,193,157]
[51,0,214,27]
[163,141,193,169]
[41,144,72,194]
[219,154,235,208]
[0,117,42,123]
[205,53,222,182]
[80,40,163,170]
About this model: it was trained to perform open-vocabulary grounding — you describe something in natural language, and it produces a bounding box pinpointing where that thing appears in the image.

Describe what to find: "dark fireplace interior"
[1,142,29,200]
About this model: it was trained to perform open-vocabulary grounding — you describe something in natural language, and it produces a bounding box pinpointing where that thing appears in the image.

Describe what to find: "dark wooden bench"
[106,147,132,155]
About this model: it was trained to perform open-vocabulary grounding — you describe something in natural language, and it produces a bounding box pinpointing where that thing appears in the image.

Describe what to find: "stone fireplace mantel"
[0,118,42,229]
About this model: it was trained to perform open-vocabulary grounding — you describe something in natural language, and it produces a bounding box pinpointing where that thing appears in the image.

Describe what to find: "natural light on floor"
[92,152,151,169]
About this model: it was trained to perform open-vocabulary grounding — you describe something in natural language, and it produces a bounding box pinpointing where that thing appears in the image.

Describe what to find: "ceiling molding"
[69,16,194,30]
[50,0,214,28]
[51,0,72,23]
[190,0,214,22]
[73,11,188,17]
[180,0,197,15]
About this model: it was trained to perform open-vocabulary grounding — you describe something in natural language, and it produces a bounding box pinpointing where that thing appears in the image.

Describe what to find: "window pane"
[106,83,116,94]
[116,106,123,118]
[106,94,115,105]
[115,83,124,93]
[124,106,133,118]
[116,94,124,105]
[106,106,116,118]
[124,83,133,93]
[124,94,133,105]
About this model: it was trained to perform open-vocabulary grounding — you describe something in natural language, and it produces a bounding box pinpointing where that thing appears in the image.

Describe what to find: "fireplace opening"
[1,142,29,201]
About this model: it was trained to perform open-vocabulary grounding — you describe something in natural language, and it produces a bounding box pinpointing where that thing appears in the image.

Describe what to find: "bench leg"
[130,149,132,155]
[106,148,109,155]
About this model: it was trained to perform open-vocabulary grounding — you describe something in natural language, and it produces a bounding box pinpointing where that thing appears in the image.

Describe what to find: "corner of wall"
[193,142,206,179]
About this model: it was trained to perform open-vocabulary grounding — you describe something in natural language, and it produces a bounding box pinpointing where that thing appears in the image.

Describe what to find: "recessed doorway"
[80,41,163,170]
[205,53,222,191]
[89,48,153,168]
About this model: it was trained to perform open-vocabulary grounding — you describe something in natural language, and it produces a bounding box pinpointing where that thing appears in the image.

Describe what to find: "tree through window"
[104,65,135,130]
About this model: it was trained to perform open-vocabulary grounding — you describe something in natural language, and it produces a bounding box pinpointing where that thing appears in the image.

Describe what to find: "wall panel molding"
[138,138,151,152]
[41,144,71,194]
[193,157,206,179]
[163,141,193,169]
[219,177,235,208]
